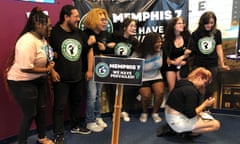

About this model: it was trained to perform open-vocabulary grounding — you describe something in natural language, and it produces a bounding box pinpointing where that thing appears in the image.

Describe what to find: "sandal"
[37,137,55,144]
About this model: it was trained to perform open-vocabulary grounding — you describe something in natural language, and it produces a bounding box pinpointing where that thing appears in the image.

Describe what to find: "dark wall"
[0,0,73,140]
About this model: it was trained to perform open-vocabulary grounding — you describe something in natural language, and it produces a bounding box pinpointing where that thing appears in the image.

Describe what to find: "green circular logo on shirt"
[61,39,82,61]
[198,37,216,55]
[114,42,132,56]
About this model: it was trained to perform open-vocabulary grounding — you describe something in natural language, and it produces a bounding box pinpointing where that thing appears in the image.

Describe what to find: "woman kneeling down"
[164,67,220,136]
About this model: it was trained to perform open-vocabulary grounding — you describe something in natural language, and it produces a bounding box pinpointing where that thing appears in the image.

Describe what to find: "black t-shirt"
[49,24,86,82]
[111,33,139,57]
[82,28,113,55]
[81,28,114,72]
[166,80,201,118]
[192,29,222,67]
[162,35,193,72]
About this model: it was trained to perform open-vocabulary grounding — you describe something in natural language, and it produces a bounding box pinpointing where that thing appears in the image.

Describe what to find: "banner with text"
[94,56,144,85]
[75,0,188,41]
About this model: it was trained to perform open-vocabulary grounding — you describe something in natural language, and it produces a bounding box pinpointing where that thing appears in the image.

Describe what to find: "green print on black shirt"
[61,39,82,62]
[198,37,216,55]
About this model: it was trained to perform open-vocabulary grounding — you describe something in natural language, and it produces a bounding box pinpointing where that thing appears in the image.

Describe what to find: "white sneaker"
[96,118,107,128]
[139,113,148,123]
[152,113,162,123]
[121,112,130,122]
[86,122,104,132]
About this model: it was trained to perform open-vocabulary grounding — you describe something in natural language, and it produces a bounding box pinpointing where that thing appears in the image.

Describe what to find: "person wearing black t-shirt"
[109,17,140,122]
[49,5,90,144]
[191,11,230,99]
[164,67,220,136]
[81,8,113,133]
[162,16,192,93]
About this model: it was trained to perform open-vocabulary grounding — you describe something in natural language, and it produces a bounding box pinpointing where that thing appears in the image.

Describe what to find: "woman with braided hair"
[4,7,55,144]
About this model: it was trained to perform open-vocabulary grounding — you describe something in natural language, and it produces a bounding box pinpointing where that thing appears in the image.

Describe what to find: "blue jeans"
[85,79,103,123]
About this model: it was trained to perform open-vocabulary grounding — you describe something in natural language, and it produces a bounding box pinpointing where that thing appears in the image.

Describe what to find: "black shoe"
[179,132,201,139]
[70,126,91,135]
[54,135,64,144]
[156,123,176,137]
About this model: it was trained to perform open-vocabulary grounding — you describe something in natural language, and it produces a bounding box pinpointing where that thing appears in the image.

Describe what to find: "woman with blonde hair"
[82,8,112,132]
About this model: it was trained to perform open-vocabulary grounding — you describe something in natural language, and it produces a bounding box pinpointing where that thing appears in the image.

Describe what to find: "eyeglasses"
[100,18,107,22]
[176,22,185,25]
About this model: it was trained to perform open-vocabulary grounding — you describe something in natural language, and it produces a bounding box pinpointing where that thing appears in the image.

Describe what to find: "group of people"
[4,5,111,144]
[160,12,230,137]
[4,3,230,144]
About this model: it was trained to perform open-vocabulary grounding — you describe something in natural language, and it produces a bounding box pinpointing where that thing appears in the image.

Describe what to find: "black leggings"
[8,77,47,144]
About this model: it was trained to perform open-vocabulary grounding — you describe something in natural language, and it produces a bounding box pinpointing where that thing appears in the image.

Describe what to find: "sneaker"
[70,126,91,135]
[139,113,148,123]
[121,112,130,122]
[96,118,108,128]
[54,135,64,144]
[152,113,162,123]
[87,122,104,132]
[37,137,54,144]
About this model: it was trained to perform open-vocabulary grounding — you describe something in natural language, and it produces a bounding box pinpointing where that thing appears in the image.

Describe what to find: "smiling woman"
[3,6,55,144]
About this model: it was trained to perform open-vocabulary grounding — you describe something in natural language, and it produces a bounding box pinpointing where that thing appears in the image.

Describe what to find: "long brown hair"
[195,11,217,37]
[164,16,190,43]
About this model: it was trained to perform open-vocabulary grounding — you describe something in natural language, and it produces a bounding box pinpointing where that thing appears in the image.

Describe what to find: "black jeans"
[8,76,47,144]
[52,80,83,136]
[205,66,218,99]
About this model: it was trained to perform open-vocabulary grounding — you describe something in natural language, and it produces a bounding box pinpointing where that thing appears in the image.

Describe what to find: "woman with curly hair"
[132,32,164,123]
